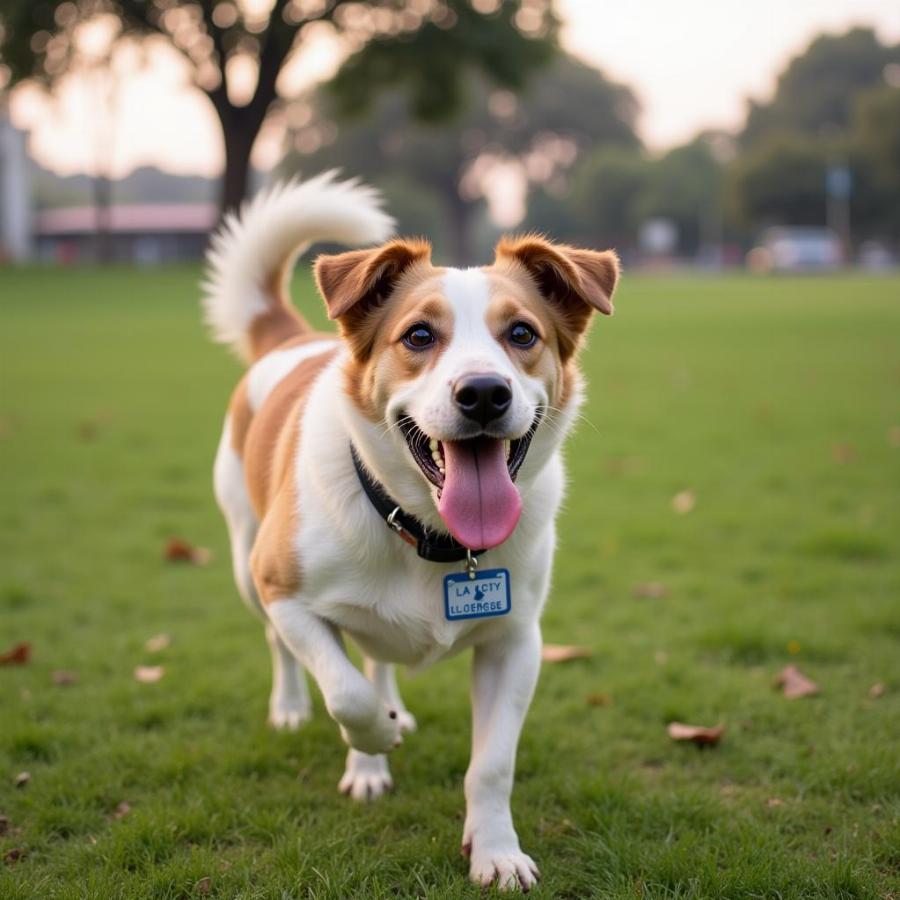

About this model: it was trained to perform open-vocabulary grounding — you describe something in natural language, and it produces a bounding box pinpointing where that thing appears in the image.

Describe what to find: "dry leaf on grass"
[144,633,172,653]
[868,682,885,699]
[633,581,668,599]
[134,665,165,684]
[52,670,78,686]
[0,815,9,837]
[0,642,32,666]
[667,722,725,746]
[112,801,132,820]
[832,443,857,464]
[14,771,30,788]
[164,538,212,566]
[586,692,613,707]
[195,876,212,895]
[672,490,696,514]
[3,847,24,865]
[541,644,592,663]
[775,665,819,699]
[766,797,785,808]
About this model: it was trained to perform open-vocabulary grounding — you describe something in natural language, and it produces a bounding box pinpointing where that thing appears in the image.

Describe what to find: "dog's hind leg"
[338,659,413,801]
[214,420,311,730]
[265,622,312,730]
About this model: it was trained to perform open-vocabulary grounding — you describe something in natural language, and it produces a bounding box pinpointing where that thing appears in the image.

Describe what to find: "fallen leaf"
[112,801,131,820]
[134,665,165,684]
[672,490,695,514]
[654,650,669,666]
[52,670,78,686]
[144,633,172,653]
[887,425,900,448]
[195,876,212,895]
[868,682,885,699]
[775,665,819,699]
[633,581,668,599]
[0,815,9,836]
[667,722,725,746]
[14,771,30,789]
[541,644,592,663]
[766,797,784,808]
[77,420,99,442]
[3,847,24,865]
[586,692,612,707]
[0,642,32,666]
[164,538,212,566]
[832,443,857,464]
[786,640,801,655]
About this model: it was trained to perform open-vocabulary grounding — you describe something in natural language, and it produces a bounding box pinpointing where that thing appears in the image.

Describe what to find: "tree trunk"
[221,127,255,218]
[446,191,472,265]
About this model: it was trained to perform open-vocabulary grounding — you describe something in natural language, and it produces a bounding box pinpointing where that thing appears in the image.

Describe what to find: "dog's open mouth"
[398,417,539,550]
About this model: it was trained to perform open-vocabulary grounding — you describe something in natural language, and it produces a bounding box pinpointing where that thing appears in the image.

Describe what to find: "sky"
[7,0,900,180]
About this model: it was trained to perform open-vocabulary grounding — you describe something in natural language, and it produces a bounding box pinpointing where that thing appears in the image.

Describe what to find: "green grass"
[1,265,899,899]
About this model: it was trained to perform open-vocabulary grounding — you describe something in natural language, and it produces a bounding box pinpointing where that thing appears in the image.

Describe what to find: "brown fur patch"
[242,349,337,515]
[340,266,450,420]
[247,271,310,362]
[493,235,619,361]
[234,345,337,605]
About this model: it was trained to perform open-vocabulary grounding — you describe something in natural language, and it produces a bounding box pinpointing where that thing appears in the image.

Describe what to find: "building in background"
[0,110,32,262]
[33,204,217,264]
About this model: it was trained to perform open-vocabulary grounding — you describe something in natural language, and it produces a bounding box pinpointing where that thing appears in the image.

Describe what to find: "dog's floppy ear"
[314,238,432,322]
[495,234,619,327]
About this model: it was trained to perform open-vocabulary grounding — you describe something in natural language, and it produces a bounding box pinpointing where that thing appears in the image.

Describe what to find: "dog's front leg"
[339,660,415,802]
[463,624,542,892]
[266,599,402,754]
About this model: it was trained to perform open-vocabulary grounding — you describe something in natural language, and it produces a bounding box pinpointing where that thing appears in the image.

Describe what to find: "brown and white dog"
[205,172,618,891]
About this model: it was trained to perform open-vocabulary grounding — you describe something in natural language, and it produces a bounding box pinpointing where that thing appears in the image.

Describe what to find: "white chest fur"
[291,358,564,669]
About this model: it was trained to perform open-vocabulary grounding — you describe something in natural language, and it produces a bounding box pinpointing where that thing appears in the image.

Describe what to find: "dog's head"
[314,235,619,550]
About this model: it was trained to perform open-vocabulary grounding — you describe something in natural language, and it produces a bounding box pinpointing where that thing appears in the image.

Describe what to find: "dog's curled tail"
[202,171,394,364]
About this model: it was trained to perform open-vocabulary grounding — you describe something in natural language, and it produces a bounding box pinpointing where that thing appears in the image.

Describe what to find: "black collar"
[350,444,484,564]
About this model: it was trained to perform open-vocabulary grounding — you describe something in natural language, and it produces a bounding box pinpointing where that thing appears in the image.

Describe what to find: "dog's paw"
[338,749,393,802]
[268,690,312,731]
[465,842,540,893]
[339,704,403,755]
[268,697,312,732]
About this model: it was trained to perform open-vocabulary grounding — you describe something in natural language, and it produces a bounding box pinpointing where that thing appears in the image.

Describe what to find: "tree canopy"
[0,0,558,212]
[282,54,640,262]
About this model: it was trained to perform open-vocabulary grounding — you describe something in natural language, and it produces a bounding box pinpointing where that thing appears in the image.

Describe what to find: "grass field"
[1,265,899,899]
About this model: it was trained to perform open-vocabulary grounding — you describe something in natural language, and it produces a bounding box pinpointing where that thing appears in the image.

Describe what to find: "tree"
[1,0,558,214]
[523,146,650,254]
[727,135,828,229]
[282,54,639,261]
[852,85,900,239]
[634,135,727,257]
[741,27,900,148]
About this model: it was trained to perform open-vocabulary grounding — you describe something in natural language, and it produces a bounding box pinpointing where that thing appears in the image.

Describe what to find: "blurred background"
[2,5,899,895]
[1,0,899,272]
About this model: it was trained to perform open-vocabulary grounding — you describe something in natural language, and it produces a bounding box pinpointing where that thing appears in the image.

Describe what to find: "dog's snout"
[453,374,512,426]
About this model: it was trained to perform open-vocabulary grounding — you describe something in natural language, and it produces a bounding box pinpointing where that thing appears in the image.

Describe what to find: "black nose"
[454,374,512,426]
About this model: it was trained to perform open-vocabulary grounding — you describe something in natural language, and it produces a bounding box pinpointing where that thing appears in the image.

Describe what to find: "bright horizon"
[7,0,900,181]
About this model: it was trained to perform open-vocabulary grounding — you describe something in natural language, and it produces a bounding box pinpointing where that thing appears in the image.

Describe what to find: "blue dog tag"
[444,568,511,621]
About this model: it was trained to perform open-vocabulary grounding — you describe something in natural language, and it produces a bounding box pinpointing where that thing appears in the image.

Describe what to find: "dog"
[204,172,618,891]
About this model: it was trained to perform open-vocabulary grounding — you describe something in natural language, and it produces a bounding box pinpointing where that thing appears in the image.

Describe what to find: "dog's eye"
[508,322,537,348]
[402,324,435,350]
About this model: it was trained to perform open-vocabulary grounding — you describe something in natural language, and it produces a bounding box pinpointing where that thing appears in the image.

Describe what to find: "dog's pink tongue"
[438,438,521,550]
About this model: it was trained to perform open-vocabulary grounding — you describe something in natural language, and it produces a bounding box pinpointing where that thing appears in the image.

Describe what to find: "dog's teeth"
[504,440,511,459]
[428,438,438,452]
[431,450,442,464]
